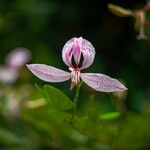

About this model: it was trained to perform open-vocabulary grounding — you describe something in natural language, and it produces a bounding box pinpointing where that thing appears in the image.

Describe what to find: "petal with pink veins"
[26,64,71,82]
[81,73,127,92]
[62,37,95,69]
[62,38,75,67]
[80,39,95,69]
[72,37,82,65]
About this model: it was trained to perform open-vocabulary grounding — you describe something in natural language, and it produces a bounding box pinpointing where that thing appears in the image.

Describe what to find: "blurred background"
[0,0,150,149]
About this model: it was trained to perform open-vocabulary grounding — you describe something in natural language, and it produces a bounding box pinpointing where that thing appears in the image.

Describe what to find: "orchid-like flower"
[0,47,31,84]
[27,37,127,92]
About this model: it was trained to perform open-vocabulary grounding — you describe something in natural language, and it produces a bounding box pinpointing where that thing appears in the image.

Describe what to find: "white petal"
[26,64,71,82]
[81,73,127,92]
[5,47,31,68]
[81,39,95,69]
[62,38,75,67]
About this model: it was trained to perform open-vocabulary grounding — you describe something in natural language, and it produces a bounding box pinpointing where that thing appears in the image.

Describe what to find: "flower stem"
[70,82,82,124]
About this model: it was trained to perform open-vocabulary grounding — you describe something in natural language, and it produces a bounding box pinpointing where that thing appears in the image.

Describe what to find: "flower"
[5,47,31,69]
[108,3,150,40]
[0,47,31,84]
[27,37,127,92]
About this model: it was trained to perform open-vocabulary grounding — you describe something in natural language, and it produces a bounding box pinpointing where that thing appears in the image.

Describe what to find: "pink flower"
[5,47,31,69]
[27,37,127,92]
[0,48,31,84]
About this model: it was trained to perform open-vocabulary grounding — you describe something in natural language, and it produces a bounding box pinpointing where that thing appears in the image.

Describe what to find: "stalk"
[70,82,82,124]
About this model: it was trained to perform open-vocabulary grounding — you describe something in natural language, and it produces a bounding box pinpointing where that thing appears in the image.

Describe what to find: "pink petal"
[72,37,82,65]
[62,38,74,67]
[62,37,95,69]
[81,73,127,92]
[26,64,71,82]
[5,47,31,68]
[81,39,95,69]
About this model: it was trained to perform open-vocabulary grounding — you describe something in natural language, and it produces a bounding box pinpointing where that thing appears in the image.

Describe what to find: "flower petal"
[81,73,127,92]
[62,37,95,69]
[81,39,95,69]
[5,47,31,68]
[72,37,82,65]
[62,38,74,67]
[26,64,71,82]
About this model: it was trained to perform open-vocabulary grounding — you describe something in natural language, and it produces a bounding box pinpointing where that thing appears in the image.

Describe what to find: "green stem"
[70,82,82,124]
[86,94,95,116]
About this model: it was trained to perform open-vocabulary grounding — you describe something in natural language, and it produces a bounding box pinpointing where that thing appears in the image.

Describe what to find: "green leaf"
[99,112,121,120]
[36,84,74,111]
[108,4,133,17]
[0,128,21,145]
[70,130,88,143]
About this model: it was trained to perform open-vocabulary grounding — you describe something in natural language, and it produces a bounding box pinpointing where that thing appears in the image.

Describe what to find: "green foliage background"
[0,0,150,149]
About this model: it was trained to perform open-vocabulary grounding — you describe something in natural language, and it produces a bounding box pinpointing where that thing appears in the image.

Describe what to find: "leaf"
[99,112,121,120]
[24,98,46,109]
[70,130,88,143]
[36,84,74,111]
[0,128,21,145]
[108,4,133,17]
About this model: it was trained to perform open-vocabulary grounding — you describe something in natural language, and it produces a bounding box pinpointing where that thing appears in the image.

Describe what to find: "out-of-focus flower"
[108,4,133,17]
[0,67,18,84]
[108,3,150,40]
[143,2,150,12]
[135,10,147,40]
[5,48,31,69]
[27,37,127,92]
[6,94,20,118]
[0,47,31,84]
